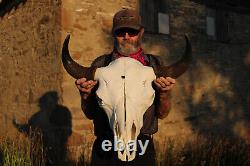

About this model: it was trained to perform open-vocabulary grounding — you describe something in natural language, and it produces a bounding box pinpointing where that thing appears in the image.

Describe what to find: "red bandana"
[114,48,148,66]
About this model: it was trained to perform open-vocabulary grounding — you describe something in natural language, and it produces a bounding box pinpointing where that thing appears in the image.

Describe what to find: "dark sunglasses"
[114,28,140,37]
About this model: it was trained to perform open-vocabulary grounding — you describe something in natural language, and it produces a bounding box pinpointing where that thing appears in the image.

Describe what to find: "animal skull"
[61,34,192,161]
[94,57,156,161]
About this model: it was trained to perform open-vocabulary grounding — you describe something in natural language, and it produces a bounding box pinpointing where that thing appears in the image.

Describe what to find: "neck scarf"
[114,48,148,66]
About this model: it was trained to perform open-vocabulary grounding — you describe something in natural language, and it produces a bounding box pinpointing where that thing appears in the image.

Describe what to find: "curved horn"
[61,34,96,80]
[157,35,192,78]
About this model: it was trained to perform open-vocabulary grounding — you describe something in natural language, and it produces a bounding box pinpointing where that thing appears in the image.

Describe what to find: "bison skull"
[94,57,156,161]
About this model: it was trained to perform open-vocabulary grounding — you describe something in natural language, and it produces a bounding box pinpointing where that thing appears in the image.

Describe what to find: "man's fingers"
[154,77,176,92]
[154,80,169,92]
[79,80,96,87]
[76,80,97,92]
[85,81,97,89]
[165,77,176,84]
[160,78,170,86]
[75,78,87,85]
[81,81,91,88]
[160,77,176,87]
[156,78,167,87]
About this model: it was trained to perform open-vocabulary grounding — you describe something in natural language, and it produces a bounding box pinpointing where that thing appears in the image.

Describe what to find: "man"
[75,9,175,166]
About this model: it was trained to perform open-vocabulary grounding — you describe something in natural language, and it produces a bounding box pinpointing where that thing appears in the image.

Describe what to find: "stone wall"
[0,0,62,136]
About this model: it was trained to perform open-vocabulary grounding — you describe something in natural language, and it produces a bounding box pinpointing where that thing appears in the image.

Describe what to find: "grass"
[0,136,32,166]
[0,130,91,166]
[0,130,46,166]
[156,135,250,166]
[1,133,250,166]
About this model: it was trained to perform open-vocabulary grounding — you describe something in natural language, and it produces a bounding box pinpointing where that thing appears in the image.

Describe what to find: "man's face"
[114,27,144,56]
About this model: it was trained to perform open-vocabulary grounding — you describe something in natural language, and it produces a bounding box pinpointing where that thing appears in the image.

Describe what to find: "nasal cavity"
[115,122,120,138]
[131,122,136,140]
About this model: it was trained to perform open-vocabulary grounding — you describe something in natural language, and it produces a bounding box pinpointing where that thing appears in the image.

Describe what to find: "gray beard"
[115,39,140,56]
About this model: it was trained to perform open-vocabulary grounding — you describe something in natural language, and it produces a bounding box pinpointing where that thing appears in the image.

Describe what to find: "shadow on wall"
[181,43,250,139]
[12,91,72,165]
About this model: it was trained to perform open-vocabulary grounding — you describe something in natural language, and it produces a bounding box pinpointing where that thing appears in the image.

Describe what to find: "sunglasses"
[114,28,140,37]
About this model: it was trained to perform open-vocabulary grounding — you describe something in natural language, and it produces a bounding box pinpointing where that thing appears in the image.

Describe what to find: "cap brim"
[113,24,143,32]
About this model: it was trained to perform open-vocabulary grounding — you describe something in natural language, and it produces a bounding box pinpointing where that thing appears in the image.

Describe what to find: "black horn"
[156,35,192,78]
[61,34,96,80]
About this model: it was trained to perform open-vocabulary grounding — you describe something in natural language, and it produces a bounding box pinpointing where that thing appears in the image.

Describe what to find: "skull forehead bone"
[94,57,156,161]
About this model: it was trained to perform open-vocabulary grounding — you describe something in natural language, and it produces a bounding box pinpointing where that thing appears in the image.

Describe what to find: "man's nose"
[124,32,130,39]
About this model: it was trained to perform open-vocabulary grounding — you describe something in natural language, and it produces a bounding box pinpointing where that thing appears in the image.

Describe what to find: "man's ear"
[139,27,144,37]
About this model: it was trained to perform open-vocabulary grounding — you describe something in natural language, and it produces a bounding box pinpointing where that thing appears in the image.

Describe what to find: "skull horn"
[157,35,192,78]
[61,34,96,80]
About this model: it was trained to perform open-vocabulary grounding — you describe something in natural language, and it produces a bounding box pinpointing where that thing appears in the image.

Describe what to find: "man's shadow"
[13,91,72,165]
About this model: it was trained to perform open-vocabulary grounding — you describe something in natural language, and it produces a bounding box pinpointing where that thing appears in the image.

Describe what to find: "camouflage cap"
[112,9,143,33]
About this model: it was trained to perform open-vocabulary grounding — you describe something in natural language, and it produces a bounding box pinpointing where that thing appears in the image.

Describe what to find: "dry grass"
[0,129,46,166]
[0,130,91,166]
[0,135,33,166]
[1,133,250,166]
[156,135,250,166]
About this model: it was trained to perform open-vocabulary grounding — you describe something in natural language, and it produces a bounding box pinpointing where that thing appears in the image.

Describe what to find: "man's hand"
[75,78,98,99]
[153,77,176,93]
[154,77,175,119]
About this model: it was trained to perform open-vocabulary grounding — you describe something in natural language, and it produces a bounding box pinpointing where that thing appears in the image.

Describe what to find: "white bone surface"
[94,57,156,161]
